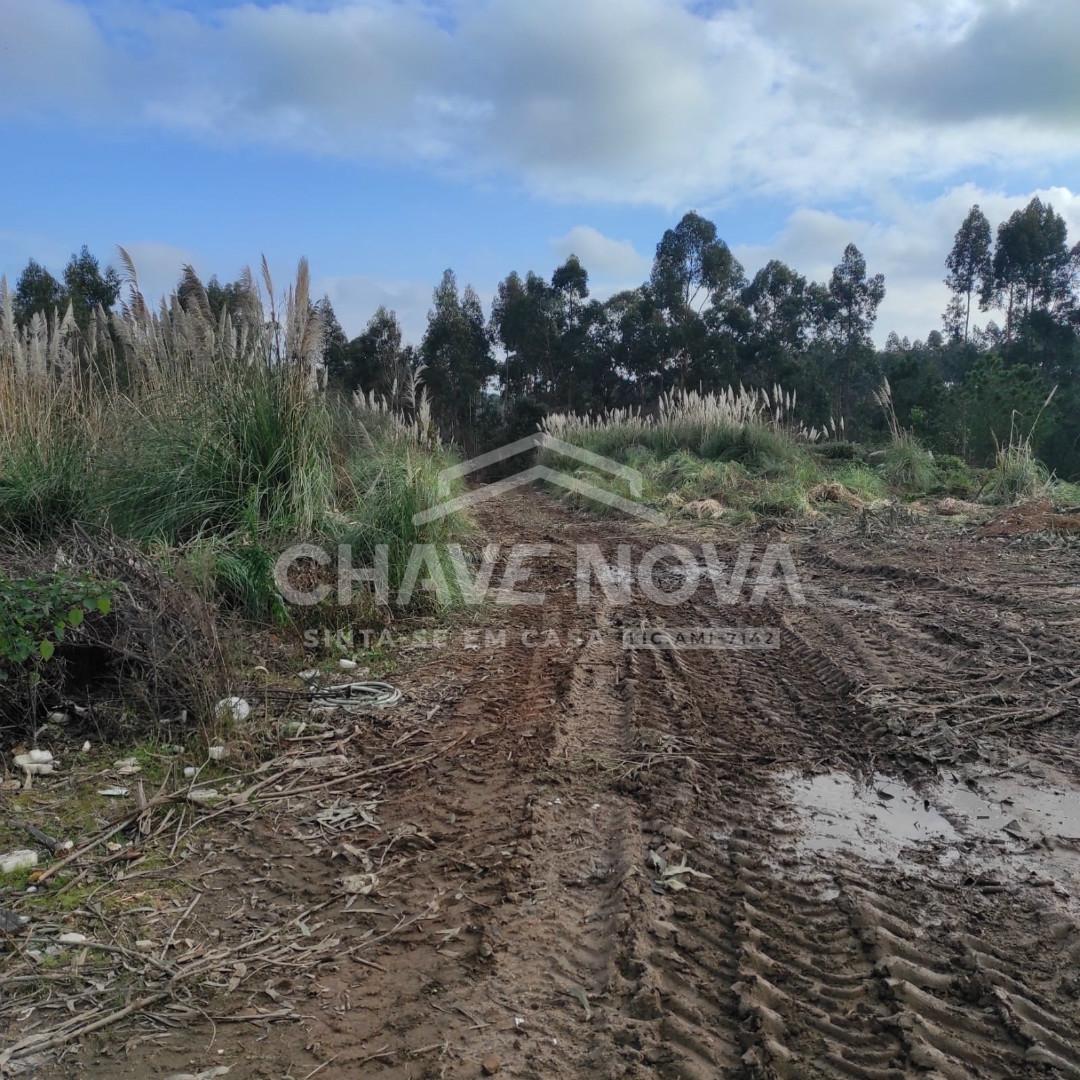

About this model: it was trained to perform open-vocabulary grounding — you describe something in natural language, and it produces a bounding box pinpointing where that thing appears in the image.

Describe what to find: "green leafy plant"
[0,571,113,675]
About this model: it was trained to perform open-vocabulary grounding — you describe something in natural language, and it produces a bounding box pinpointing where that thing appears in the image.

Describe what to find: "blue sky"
[3,0,1080,344]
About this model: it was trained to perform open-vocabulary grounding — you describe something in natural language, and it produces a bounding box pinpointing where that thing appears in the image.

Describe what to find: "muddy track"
[60,492,1080,1079]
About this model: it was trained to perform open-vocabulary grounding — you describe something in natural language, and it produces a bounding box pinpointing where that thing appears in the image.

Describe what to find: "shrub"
[750,479,812,517]
[0,429,88,536]
[828,463,888,502]
[0,570,113,672]
[931,454,977,498]
[816,440,862,461]
[0,527,227,735]
[98,363,334,543]
[982,442,1049,505]
[543,385,821,468]
[176,536,287,624]
[980,389,1058,506]
[881,435,936,492]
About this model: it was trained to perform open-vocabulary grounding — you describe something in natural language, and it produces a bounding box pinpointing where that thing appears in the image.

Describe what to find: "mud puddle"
[936,761,1080,903]
[786,763,1080,907]
[784,770,959,863]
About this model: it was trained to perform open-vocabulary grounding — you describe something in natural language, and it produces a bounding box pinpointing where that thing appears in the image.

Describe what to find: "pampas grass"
[543,385,834,470]
[982,387,1057,505]
[0,255,463,616]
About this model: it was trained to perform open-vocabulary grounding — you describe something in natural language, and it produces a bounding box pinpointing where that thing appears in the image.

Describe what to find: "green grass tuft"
[881,435,936,492]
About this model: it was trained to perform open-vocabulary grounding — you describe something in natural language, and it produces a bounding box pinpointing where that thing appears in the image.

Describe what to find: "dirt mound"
[981,498,1080,536]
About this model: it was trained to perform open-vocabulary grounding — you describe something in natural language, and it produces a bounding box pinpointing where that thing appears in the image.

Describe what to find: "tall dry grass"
[543,385,835,470]
[982,387,1057,504]
[0,254,467,617]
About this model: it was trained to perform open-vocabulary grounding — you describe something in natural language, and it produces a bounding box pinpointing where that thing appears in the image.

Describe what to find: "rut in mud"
[60,491,1080,1079]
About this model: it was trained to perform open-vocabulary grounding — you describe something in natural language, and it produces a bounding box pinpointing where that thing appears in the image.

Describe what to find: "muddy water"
[787,763,1080,908]
[784,770,959,862]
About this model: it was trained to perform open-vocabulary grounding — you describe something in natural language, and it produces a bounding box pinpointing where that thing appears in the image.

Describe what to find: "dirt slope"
[47,490,1080,1079]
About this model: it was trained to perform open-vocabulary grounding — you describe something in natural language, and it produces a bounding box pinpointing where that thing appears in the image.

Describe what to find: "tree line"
[8,198,1080,476]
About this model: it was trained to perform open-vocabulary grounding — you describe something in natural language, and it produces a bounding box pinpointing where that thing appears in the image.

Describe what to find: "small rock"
[338,658,358,671]
[207,745,227,762]
[481,1056,501,1076]
[1,850,38,875]
[183,766,197,778]
[297,669,319,683]
[81,741,91,752]
[58,932,88,945]
[0,908,29,933]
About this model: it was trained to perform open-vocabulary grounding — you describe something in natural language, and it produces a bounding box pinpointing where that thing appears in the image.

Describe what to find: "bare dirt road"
[56,490,1080,1078]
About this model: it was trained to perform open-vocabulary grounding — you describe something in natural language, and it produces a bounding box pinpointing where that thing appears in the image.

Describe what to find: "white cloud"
[7,0,1079,206]
[314,274,434,344]
[114,242,197,307]
[736,184,1080,345]
[551,226,650,282]
[0,0,110,114]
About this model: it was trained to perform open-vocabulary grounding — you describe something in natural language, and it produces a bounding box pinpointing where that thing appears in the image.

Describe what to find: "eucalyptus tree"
[944,205,992,342]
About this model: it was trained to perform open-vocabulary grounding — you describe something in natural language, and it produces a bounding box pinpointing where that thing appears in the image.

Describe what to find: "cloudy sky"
[2,0,1079,344]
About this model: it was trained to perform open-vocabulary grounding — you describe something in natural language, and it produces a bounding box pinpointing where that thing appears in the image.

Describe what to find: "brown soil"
[982,498,1080,537]
[21,491,1080,1078]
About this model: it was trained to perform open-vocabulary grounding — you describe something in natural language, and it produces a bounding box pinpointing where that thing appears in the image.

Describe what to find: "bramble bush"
[0,570,113,675]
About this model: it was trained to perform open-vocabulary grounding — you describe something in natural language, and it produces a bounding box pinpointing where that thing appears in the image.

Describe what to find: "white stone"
[0,850,38,874]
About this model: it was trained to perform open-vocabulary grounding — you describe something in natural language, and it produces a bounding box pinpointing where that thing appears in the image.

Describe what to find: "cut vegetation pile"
[0,525,226,739]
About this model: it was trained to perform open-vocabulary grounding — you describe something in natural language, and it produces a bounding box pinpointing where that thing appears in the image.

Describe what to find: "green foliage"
[178,537,286,623]
[881,436,936,492]
[982,442,1050,505]
[944,205,993,342]
[815,440,861,461]
[0,571,112,674]
[957,354,1055,465]
[12,259,65,326]
[0,428,88,535]
[0,259,466,629]
[341,443,467,605]
[421,270,494,445]
[1052,480,1080,507]
[98,364,334,544]
[63,246,121,331]
[749,479,812,517]
[828,463,888,502]
[931,454,978,497]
